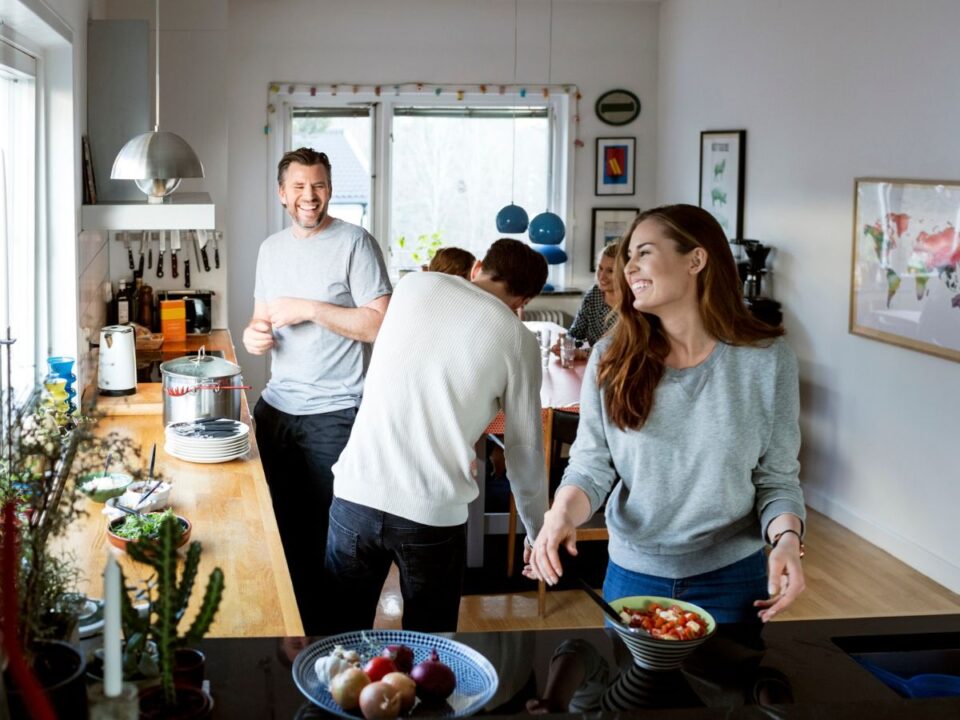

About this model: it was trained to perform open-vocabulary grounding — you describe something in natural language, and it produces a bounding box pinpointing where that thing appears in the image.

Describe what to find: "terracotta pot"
[138,685,214,720]
[5,640,88,719]
[106,514,192,554]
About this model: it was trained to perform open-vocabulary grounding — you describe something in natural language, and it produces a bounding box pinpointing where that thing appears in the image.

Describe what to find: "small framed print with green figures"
[850,177,960,363]
[698,130,745,240]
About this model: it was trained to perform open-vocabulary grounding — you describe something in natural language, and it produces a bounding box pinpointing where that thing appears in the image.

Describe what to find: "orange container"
[160,299,187,343]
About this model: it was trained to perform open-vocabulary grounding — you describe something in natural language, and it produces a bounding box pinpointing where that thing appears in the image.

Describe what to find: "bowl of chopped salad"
[106,508,191,553]
[607,596,716,670]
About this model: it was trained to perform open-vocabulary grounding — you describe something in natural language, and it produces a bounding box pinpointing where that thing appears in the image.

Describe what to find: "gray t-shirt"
[561,336,805,578]
[253,219,392,415]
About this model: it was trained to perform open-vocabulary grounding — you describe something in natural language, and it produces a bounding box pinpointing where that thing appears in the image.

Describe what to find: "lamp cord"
[154,0,160,130]
[510,0,518,204]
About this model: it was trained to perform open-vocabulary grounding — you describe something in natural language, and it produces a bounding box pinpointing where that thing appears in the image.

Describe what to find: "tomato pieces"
[618,603,708,641]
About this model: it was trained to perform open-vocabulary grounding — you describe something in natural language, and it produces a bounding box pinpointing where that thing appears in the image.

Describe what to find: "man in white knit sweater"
[326,239,549,631]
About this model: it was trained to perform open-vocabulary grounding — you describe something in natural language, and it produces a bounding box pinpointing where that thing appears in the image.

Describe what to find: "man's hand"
[267,297,317,329]
[243,318,274,355]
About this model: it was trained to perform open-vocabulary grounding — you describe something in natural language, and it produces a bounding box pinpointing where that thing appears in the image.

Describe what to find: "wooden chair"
[505,408,609,617]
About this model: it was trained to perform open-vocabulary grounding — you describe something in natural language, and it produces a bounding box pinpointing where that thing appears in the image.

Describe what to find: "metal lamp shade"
[111,130,204,203]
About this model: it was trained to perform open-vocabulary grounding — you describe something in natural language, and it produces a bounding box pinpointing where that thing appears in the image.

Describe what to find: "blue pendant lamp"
[496,203,529,233]
[529,210,568,268]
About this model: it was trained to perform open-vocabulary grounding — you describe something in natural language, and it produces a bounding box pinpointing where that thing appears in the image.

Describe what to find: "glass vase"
[47,356,77,415]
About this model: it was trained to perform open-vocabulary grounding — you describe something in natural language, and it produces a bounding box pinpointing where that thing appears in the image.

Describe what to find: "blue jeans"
[254,399,357,635]
[601,551,768,625]
[324,497,466,633]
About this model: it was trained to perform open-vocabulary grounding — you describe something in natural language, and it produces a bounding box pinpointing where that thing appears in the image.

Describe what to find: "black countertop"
[195,614,960,718]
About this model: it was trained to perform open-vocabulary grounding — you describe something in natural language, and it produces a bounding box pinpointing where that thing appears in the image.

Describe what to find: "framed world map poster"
[850,177,960,363]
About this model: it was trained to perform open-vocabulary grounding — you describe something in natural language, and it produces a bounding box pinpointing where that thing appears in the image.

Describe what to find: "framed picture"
[591,207,639,270]
[698,130,746,239]
[850,177,960,363]
[596,137,636,196]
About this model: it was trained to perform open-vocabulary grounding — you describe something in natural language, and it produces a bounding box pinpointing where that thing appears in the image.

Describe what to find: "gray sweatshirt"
[561,336,805,578]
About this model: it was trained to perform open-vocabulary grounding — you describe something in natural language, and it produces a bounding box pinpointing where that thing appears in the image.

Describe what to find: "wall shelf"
[81,192,215,231]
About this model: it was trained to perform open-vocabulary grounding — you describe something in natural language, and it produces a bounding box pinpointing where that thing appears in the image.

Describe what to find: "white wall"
[226,0,660,393]
[658,0,960,592]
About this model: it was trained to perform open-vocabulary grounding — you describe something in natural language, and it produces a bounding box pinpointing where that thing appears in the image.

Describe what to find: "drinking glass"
[559,335,576,368]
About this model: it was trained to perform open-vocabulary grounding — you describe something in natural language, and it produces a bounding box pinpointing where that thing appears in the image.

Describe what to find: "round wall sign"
[595,89,641,126]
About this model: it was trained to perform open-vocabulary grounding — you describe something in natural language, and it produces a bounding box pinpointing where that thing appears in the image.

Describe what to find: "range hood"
[81,193,215,231]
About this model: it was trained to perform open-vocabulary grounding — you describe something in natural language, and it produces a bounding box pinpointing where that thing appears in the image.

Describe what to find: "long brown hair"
[597,204,784,431]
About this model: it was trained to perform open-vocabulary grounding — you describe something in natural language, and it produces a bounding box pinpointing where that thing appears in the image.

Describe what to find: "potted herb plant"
[0,407,147,717]
[125,512,225,719]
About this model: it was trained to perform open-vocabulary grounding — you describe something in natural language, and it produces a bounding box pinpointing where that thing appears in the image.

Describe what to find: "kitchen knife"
[122,232,134,270]
[147,231,153,269]
[213,231,221,269]
[156,231,165,278]
[184,256,191,288]
[198,229,211,272]
[137,231,145,275]
[191,230,202,273]
[170,230,181,279]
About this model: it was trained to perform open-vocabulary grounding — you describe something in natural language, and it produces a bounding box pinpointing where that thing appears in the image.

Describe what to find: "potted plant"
[125,512,225,719]
[0,407,147,716]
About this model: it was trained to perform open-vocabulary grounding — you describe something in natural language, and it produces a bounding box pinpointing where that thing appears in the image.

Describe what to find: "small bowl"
[106,513,192,554]
[79,472,133,503]
[119,480,172,512]
[607,596,717,671]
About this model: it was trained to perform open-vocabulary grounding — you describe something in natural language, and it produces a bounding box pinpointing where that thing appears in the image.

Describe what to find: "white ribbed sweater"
[332,272,547,539]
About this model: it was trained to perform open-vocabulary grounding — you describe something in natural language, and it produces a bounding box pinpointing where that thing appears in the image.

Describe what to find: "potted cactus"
[125,512,225,719]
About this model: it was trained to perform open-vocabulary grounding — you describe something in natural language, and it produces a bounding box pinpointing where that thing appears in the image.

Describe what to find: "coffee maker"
[734,240,782,326]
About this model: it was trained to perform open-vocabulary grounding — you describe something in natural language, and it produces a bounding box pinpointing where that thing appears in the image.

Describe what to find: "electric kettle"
[98,325,137,396]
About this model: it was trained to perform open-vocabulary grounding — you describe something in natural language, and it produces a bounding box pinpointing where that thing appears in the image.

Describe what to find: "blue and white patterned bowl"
[292,630,499,718]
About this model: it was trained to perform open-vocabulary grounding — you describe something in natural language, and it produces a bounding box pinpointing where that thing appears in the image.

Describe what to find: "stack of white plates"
[164,419,250,463]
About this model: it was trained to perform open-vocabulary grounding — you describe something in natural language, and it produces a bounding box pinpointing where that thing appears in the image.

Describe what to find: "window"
[269,88,570,281]
[0,36,38,412]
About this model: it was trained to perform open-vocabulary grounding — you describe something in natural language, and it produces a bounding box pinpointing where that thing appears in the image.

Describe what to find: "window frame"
[267,88,574,286]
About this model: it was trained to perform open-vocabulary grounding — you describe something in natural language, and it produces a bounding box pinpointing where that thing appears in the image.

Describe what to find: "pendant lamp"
[495,0,528,234]
[111,0,204,203]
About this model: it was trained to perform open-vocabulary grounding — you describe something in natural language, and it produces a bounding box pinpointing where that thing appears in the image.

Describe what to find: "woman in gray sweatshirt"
[525,204,806,624]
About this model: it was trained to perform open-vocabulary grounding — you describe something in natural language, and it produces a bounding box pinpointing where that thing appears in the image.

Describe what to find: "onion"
[330,667,370,710]
[382,643,415,674]
[381,672,417,713]
[410,649,456,703]
[359,681,402,720]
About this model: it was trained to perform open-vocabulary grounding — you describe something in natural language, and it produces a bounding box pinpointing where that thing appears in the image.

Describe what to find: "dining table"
[465,321,585,569]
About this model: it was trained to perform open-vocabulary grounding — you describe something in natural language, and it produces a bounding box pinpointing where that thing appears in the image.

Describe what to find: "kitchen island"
[62,330,303,637]
[192,614,960,717]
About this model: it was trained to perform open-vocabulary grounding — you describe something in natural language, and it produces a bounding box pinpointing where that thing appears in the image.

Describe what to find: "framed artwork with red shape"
[596,137,636,196]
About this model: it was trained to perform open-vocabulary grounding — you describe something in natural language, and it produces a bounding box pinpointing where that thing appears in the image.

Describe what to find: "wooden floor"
[373,509,960,632]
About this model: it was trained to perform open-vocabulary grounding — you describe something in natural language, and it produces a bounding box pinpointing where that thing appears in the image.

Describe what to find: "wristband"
[771,529,805,559]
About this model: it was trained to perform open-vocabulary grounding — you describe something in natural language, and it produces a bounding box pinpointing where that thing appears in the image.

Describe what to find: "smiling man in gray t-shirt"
[244,147,391,634]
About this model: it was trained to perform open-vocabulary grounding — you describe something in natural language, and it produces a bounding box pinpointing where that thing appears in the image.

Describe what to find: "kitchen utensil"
[213,230,220,268]
[157,231,166,278]
[170,230,181,278]
[160,349,244,425]
[122,231,134,269]
[98,325,137,396]
[577,577,633,627]
[103,451,113,477]
[184,256,191,288]
[113,502,148,520]
[292,630,498,719]
[197,229,211,272]
[147,230,153,269]
[137,231,146,274]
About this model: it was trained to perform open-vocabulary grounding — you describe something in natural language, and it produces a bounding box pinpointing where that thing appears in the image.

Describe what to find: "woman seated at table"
[526,203,806,624]
[569,241,619,346]
[428,246,475,279]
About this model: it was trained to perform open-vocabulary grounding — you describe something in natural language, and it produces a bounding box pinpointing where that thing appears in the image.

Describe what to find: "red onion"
[410,649,456,703]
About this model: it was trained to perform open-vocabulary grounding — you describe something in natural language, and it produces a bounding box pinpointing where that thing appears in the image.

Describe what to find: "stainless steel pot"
[160,351,250,426]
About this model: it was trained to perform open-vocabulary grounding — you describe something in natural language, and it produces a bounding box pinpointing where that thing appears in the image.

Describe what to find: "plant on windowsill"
[396,231,444,271]
[126,512,225,719]
[0,404,148,715]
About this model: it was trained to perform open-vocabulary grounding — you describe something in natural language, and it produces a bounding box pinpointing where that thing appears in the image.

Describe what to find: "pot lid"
[160,351,240,379]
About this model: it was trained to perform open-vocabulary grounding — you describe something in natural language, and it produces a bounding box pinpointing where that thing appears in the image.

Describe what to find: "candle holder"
[87,681,139,719]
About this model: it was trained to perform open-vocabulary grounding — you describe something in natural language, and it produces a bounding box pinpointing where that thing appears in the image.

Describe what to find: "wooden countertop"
[62,330,303,638]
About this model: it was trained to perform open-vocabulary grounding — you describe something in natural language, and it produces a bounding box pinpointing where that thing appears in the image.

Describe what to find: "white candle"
[103,552,123,697]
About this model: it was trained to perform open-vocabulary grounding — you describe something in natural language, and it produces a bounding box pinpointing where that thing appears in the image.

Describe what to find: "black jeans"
[324,497,466,633]
[254,398,357,635]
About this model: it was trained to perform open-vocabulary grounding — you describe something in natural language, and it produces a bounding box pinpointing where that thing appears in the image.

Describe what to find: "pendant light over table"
[111,0,204,203]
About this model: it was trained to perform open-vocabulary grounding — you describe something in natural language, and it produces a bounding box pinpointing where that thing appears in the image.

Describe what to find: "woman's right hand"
[523,506,579,585]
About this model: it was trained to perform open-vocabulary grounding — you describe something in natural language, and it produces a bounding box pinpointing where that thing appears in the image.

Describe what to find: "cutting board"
[97,383,164,415]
